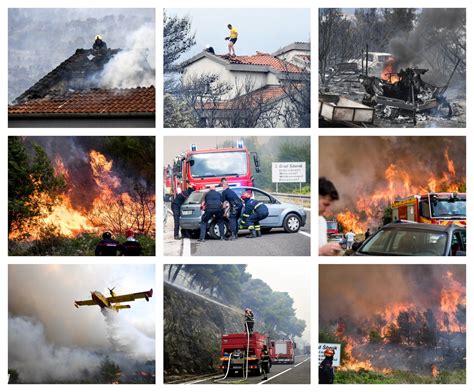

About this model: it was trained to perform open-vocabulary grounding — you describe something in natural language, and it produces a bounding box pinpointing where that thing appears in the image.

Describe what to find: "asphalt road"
[164,203,311,256]
[188,355,311,384]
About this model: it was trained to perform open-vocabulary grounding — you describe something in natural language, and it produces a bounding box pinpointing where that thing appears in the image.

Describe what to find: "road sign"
[318,343,341,366]
[272,162,306,183]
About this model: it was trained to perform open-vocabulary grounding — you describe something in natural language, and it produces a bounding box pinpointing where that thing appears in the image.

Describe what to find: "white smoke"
[102,308,155,360]
[100,24,155,89]
[9,316,102,383]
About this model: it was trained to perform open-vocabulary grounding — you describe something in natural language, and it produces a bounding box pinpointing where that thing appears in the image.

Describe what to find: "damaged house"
[8,47,155,128]
[179,42,310,127]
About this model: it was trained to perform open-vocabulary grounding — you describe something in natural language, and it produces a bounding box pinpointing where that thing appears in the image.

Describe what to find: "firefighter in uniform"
[239,190,269,238]
[260,344,271,380]
[244,308,254,334]
[171,187,195,240]
[319,348,335,384]
[93,35,107,50]
[199,185,225,242]
[220,178,242,240]
[121,229,142,256]
[95,232,121,256]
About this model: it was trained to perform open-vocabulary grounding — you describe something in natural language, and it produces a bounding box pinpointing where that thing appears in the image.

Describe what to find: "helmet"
[324,348,335,357]
[245,307,251,312]
[126,229,134,238]
[241,190,252,200]
[102,231,112,239]
[95,35,103,41]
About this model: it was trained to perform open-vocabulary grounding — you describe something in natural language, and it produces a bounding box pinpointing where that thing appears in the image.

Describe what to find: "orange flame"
[380,58,400,84]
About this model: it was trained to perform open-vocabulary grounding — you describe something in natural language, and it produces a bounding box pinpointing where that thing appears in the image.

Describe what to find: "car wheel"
[209,221,229,239]
[283,213,301,233]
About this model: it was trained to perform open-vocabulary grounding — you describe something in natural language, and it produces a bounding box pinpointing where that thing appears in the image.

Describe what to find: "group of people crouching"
[172,178,269,242]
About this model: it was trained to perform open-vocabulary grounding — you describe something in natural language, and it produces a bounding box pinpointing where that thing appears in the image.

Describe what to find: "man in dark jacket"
[121,229,142,256]
[171,187,195,240]
[319,348,335,384]
[199,185,224,242]
[95,232,121,256]
[260,344,271,380]
[93,35,107,50]
[220,178,242,241]
[240,190,269,238]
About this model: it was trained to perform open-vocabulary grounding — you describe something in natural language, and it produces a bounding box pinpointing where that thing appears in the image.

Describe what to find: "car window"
[184,192,204,204]
[359,229,447,256]
[451,231,466,255]
[253,190,272,203]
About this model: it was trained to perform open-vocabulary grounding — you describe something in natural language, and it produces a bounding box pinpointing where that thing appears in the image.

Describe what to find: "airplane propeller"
[108,287,116,296]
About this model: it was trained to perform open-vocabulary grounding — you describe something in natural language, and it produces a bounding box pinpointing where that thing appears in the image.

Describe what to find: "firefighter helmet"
[102,231,112,239]
[95,35,103,41]
[324,348,335,357]
[126,229,134,238]
[241,190,252,200]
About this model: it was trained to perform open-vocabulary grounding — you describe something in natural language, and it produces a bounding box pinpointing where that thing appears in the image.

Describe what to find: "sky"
[166,8,310,59]
[246,262,311,342]
[164,136,271,163]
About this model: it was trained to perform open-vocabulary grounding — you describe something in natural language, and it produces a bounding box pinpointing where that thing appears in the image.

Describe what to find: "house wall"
[182,57,275,99]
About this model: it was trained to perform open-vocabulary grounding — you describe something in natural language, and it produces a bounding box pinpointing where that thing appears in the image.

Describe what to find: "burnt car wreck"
[359,62,459,125]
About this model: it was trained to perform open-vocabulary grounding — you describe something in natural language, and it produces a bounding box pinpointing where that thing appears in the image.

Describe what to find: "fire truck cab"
[170,141,260,198]
[391,192,466,226]
[220,332,271,376]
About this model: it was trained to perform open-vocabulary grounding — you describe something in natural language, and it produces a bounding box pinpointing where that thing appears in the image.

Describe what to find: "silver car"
[179,187,307,239]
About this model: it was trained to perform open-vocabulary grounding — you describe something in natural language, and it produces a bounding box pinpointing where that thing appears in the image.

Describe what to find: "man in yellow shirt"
[225,23,238,56]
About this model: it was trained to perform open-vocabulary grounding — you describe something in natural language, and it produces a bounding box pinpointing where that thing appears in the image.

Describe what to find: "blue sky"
[166,8,311,59]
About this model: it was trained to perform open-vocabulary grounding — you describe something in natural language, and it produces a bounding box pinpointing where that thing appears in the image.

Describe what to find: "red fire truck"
[169,141,260,198]
[220,332,272,376]
[270,339,295,364]
[391,192,466,226]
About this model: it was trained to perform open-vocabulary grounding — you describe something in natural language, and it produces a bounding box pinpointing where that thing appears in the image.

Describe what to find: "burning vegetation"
[319,136,466,234]
[319,265,466,383]
[319,8,466,128]
[8,136,156,256]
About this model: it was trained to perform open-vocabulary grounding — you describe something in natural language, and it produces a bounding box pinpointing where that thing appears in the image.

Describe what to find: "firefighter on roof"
[93,35,107,50]
[239,190,269,238]
[244,308,254,334]
[121,229,142,256]
[95,231,121,256]
[319,348,335,384]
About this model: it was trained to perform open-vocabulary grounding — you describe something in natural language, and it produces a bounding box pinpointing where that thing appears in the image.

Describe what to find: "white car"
[349,52,393,75]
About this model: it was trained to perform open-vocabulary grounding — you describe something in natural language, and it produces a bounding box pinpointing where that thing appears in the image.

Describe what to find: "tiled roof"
[218,53,304,73]
[202,85,287,110]
[8,86,155,115]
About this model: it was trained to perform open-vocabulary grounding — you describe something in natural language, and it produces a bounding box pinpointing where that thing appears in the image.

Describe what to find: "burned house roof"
[181,50,305,74]
[9,47,155,117]
[8,86,155,115]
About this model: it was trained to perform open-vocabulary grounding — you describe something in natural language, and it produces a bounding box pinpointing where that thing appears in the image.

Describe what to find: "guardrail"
[273,193,311,208]
[273,193,311,199]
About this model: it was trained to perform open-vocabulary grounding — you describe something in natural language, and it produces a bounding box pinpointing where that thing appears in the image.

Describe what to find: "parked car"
[179,187,307,239]
[351,222,466,256]
[328,233,347,249]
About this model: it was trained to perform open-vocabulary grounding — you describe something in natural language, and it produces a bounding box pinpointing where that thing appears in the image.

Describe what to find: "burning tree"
[8,137,156,255]
[319,265,466,382]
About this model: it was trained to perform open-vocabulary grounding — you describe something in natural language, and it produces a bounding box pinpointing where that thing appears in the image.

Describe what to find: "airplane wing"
[74,299,96,308]
[107,289,153,303]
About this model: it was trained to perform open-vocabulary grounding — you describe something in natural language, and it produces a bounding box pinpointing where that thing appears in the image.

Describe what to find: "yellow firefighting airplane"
[74,287,153,312]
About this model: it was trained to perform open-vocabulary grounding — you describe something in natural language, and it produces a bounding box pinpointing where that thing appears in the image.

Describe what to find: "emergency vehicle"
[220,332,272,376]
[391,192,466,226]
[326,220,339,236]
[169,141,260,198]
[270,339,295,364]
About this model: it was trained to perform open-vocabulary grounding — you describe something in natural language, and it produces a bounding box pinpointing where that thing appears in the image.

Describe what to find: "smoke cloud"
[100,24,156,89]
[319,264,466,323]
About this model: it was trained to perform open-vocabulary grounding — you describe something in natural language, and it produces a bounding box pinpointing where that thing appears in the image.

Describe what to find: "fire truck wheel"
[283,213,301,233]
[209,221,230,239]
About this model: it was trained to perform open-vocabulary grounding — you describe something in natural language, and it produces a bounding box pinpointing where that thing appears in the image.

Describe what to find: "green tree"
[368,329,383,344]
[8,137,65,236]
[98,356,121,384]
[163,12,195,74]
[8,369,20,384]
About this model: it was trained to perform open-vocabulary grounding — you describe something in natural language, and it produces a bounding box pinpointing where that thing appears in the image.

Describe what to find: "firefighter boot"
[246,229,257,238]
[256,228,262,237]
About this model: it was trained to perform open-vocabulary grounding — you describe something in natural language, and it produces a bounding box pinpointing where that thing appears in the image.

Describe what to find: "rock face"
[164,283,242,378]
